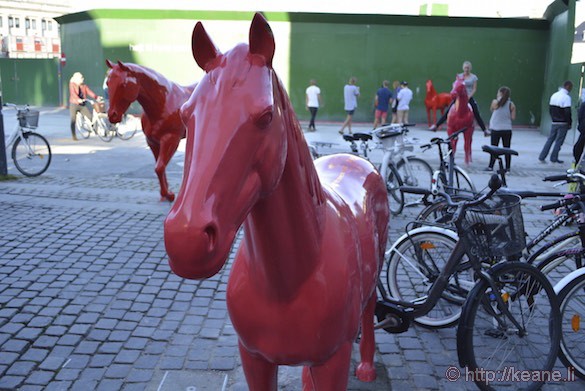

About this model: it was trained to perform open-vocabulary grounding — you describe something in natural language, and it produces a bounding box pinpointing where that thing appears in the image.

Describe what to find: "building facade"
[0,0,71,59]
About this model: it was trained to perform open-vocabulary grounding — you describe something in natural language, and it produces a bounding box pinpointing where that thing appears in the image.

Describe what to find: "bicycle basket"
[461,194,526,260]
[93,101,106,113]
[17,110,40,128]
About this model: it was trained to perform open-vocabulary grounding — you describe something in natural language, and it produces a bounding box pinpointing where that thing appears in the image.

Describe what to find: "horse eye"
[256,110,273,129]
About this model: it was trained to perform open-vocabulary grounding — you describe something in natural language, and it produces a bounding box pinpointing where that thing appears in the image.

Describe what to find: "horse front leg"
[239,342,278,391]
[464,129,473,164]
[356,292,377,382]
[154,135,181,202]
[301,342,352,390]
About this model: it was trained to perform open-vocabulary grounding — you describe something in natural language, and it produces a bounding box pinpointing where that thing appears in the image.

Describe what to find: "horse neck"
[243,74,326,298]
[132,67,173,115]
[428,83,437,97]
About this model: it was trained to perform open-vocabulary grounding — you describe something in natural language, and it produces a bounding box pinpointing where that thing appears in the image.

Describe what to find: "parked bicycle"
[376,175,561,390]
[554,267,585,380]
[3,103,51,177]
[421,127,475,195]
[342,123,433,215]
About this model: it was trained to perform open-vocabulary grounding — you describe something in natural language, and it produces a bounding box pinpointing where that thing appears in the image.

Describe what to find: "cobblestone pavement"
[1,109,584,390]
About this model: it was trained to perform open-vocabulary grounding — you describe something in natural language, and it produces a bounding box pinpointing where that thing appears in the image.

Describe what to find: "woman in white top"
[486,86,516,171]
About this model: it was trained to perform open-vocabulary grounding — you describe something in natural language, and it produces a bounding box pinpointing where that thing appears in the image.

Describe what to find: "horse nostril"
[204,223,217,253]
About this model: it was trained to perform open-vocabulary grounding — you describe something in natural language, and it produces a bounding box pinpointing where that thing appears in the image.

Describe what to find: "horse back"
[315,153,389,279]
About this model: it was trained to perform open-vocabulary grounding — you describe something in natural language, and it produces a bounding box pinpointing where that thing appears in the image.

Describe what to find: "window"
[8,16,14,28]
[15,17,20,28]
[48,21,52,31]
[25,18,30,29]
[42,19,46,30]
[0,16,3,28]
[32,19,36,30]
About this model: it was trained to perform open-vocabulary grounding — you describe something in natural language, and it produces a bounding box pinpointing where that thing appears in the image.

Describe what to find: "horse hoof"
[356,363,376,382]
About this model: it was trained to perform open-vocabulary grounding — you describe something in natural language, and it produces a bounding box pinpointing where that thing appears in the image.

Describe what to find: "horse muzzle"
[163,217,225,279]
[108,110,123,124]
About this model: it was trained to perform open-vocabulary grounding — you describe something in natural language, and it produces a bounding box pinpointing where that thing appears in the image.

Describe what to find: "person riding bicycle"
[69,72,101,141]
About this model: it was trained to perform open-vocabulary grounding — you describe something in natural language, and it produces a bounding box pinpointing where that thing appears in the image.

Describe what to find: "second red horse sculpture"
[106,60,197,201]
[425,79,451,128]
[164,13,389,390]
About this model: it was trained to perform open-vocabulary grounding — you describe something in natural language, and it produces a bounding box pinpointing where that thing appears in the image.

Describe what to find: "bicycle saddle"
[343,134,357,142]
[482,145,518,157]
[375,129,402,139]
[353,132,373,141]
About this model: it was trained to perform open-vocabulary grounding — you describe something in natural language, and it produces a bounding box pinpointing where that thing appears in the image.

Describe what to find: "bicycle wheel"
[385,163,404,215]
[556,270,585,380]
[95,115,114,142]
[116,114,139,140]
[75,113,91,139]
[527,230,580,266]
[444,165,475,194]
[396,156,433,208]
[457,261,561,391]
[11,131,52,177]
[536,247,585,287]
[385,227,474,328]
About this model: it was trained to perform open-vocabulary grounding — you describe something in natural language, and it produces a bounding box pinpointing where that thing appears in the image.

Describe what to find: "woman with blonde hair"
[69,72,99,140]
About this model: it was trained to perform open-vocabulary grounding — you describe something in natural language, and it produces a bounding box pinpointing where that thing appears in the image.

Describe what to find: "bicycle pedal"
[484,328,507,339]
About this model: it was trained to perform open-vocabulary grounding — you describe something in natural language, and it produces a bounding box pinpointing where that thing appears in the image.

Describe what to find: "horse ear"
[192,22,220,72]
[249,12,275,67]
[105,59,114,69]
[117,60,130,71]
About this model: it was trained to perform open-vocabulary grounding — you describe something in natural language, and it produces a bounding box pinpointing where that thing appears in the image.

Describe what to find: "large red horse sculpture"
[164,13,389,390]
[447,76,475,165]
[425,79,451,127]
[106,60,197,202]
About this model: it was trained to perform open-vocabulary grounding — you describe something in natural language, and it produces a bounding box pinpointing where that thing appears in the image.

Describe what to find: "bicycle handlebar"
[540,194,582,211]
[543,170,585,183]
[420,127,467,150]
[402,174,501,210]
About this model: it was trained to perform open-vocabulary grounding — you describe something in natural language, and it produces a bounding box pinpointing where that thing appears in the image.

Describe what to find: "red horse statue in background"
[425,79,452,127]
[164,13,389,390]
[106,60,197,202]
[447,76,475,165]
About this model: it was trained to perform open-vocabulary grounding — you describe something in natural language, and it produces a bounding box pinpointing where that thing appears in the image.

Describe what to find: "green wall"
[287,14,548,125]
[540,0,578,134]
[54,7,577,128]
[0,58,60,106]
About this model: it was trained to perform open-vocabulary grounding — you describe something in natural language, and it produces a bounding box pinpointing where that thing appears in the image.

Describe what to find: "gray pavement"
[1,107,584,390]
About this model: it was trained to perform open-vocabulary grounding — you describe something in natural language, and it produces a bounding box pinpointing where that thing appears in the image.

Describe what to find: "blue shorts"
[346,109,355,115]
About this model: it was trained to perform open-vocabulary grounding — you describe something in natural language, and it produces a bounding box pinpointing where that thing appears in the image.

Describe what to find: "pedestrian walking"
[305,79,322,131]
[539,80,573,164]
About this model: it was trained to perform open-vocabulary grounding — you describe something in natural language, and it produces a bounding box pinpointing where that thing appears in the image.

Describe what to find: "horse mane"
[120,62,177,92]
[273,72,325,205]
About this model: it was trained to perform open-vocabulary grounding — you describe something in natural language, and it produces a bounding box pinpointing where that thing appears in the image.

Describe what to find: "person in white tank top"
[485,86,516,171]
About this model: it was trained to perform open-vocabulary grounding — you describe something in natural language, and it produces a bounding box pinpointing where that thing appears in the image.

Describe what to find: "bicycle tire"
[556,269,585,380]
[527,230,580,266]
[116,114,139,140]
[386,163,404,215]
[95,115,114,142]
[452,165,476,193]
[385,227,474,328]
[75,113,91,139]
[396,156,433,208]
[536,247,585,287]
[457,261,561,391]
[11,131,52,177]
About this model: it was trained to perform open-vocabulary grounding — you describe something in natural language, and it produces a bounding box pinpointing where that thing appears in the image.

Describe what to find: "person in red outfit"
[69,72,99,140]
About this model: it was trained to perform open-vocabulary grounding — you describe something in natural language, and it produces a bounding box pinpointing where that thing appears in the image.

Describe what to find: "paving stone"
[7,361,37,376]
[25,370,55,386]
[0,375,25,389]
[104,364,132,379]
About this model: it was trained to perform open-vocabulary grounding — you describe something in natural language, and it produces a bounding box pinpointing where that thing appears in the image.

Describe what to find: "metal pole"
[0,72,8,176]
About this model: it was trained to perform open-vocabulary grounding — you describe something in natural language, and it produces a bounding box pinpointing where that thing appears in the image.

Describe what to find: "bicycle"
[342,123,433,215]
[421,126,476,196]
[74,98,138,141]
[376,175,561,390]
[3,103,52,177]
[554,267,585,380]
